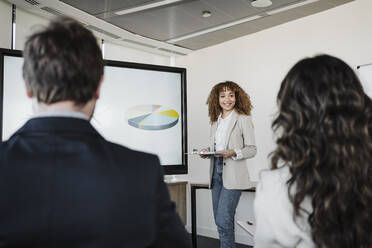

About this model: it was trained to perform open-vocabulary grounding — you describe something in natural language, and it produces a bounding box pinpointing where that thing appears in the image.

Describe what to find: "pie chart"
[126,104,179,130]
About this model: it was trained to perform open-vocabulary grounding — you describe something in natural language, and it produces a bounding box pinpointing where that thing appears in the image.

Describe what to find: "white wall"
[15,7,49,50]
[176,0,372,244]
[0,0,12,49]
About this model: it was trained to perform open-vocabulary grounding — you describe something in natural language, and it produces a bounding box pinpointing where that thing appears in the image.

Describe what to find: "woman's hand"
[217,149,236,158]
[199,149,210,159]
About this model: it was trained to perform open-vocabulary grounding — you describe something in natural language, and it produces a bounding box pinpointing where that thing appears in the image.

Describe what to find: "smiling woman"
[200,81,257,248]
[218,88,236,115]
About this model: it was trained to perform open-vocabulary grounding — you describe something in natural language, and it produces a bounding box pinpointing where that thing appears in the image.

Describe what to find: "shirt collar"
[218,109,234,123]
[31,110,89,120]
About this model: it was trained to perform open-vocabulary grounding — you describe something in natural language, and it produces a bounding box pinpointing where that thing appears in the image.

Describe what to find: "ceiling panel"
[105,0,307,42]
[53,0,355,52]
[201,0,259,19]
[327,0,352,4]
[106,1,246,41]
[173,0,354,50]
[175,28,240,50]
[296,0,334,15]
[172,0,237,26]
[59,0,156,15]
[107,5,201,40]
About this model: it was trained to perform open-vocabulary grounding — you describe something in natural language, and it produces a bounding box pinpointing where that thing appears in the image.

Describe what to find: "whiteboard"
[357,63,372,99]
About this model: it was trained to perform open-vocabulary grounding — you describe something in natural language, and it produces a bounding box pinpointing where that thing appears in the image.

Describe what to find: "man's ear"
[25,84,33,98]
[94,76,103,100]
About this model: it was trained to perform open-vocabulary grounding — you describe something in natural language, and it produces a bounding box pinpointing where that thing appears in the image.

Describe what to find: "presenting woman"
[201,81,257,248]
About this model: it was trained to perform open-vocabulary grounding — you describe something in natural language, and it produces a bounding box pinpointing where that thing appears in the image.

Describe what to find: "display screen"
[0,49,188,174]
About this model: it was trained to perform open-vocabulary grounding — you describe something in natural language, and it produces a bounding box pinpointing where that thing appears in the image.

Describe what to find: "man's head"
[23,17,103,106]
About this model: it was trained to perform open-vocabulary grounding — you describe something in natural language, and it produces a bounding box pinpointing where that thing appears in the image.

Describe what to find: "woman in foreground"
[254,54,372,248]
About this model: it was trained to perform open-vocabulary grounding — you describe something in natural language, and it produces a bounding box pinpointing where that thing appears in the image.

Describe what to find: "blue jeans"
[211,157,242,248]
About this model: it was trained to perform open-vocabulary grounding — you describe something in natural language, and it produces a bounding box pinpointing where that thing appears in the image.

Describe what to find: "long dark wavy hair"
[271,55,372,247]
[206,81,252,123]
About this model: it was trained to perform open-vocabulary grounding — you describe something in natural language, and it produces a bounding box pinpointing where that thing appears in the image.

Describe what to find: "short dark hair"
[23,17,103,105]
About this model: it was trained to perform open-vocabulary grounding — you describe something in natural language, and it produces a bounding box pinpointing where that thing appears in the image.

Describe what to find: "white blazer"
[208,110,257,189]
[254,166,315,248]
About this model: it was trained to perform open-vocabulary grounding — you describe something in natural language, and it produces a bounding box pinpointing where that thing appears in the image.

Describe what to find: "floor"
[196,235,252,248]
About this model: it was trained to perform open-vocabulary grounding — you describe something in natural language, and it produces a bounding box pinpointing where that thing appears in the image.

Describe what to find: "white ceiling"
[7,0,354,56]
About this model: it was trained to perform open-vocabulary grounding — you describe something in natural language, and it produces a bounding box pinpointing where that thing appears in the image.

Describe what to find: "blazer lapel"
[223,110,238,149]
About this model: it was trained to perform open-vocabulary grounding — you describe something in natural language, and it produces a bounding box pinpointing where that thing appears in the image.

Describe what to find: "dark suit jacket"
[0,117,191,248]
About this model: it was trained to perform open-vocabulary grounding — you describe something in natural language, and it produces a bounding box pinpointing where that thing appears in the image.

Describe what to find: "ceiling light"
[115,0,182,16]
[251,0,273,8]
[266,0,320,15]
[202,10,211,18]
[167,15,262,43]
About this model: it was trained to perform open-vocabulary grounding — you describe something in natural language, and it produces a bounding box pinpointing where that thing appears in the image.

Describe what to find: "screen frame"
[0,48,188,175]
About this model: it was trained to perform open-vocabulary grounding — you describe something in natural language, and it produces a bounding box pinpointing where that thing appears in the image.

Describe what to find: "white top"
[254,166,315,248]
[215,110,242,159]
[215,111,233,151]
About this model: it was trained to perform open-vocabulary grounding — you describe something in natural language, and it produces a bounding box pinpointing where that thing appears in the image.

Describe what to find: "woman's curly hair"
[206,81,252,123]
[271,54,372,248]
